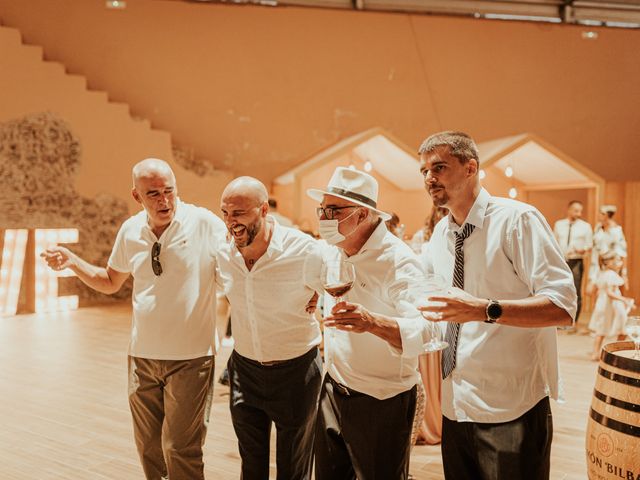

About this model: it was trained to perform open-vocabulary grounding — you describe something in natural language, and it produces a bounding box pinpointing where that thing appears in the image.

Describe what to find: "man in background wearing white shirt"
[41,158,226,480]
[308,167,427,480]
[553,200,593,329]
[217,177,324,480]
[418,132,576,480]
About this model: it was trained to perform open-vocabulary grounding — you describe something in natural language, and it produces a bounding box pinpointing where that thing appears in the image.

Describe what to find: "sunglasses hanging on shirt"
[151,242,163,276]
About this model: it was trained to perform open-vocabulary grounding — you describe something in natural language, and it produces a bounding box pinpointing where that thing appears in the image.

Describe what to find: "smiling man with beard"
[216,176,324,480]
[41,158,226,480]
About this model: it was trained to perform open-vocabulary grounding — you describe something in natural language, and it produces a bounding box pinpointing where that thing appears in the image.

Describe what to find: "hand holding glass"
[414,273,449,353]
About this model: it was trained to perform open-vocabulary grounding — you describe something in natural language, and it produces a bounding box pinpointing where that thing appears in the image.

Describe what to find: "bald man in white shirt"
[217,177,324,480]
[41,159,226,480]
[418,132,577,480]
[308,167,427,480]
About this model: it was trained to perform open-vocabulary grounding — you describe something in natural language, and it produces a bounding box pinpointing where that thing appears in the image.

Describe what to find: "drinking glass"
[413,273,449,353]
[625,316,640,360]
[321,260,356,304]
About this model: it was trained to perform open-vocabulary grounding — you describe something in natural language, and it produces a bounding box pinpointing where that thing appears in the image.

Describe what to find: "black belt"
[327,374,365,397]
[234,347,317,368]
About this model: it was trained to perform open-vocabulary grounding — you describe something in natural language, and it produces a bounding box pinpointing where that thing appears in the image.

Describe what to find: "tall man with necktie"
[418,132,577,480]
[553,200,593,328]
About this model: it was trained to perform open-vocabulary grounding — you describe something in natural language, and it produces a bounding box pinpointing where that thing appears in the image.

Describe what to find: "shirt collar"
[230,215,283,258]
[447,187,490,232]
[266,216,284,254]
[144,198,184,236]
[352,219,388,255]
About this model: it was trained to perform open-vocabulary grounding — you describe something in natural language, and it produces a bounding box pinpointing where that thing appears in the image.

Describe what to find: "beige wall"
[0,23,232,218]
[0,0,638,184]
[526,188,591,228]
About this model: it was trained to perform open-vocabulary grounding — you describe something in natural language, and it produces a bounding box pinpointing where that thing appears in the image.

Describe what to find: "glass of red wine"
[321,260,356,305]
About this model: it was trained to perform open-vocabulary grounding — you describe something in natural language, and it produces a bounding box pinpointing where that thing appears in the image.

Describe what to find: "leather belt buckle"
[329,376,351,396]
[259,359,284,367]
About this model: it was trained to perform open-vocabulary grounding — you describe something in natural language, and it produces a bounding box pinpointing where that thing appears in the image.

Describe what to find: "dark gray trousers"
[314,374,417,480]
[442,396,553,480]
[227,347,322,480]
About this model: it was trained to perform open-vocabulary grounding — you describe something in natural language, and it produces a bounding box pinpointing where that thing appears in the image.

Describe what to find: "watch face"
[488,301,502,319]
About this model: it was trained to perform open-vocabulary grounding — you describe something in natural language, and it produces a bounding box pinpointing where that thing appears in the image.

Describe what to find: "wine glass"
[413,273,449,353]
[625,316,640,359]
[321,260,356,304]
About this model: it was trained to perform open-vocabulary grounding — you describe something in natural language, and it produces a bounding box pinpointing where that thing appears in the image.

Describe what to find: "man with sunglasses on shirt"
[41,158,226,480]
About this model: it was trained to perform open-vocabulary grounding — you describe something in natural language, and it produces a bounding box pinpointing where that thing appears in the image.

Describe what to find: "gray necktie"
[442,223,475,379]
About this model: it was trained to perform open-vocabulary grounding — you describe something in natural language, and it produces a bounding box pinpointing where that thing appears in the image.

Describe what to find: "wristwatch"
[485,299,502,324]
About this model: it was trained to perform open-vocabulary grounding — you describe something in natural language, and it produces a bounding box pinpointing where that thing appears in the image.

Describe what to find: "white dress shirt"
[427,188,577,423]
[553,218,593,260]
[216,218,324,362]
[323,221,427,401]
[108,200,226,360]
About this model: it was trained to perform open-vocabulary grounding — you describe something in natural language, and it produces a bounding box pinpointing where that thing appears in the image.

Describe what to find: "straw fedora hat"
[307,167,392,221]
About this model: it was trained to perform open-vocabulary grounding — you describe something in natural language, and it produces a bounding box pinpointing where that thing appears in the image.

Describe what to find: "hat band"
[328,187,377,208]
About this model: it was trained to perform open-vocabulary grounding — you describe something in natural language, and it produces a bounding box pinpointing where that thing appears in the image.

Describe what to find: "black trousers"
[227,347,322,480]
[567,258,584,323]
[314,374,417,480]
[442,396,553,480]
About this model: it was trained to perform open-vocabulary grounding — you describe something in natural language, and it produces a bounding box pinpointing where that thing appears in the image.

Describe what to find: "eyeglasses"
[316,206,358,220]
[151,242,162,276]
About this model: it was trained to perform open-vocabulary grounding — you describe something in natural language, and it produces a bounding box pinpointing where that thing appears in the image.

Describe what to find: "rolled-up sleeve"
[509,211,578,320]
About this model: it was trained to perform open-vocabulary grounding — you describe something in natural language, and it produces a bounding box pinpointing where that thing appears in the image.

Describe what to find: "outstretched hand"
[40,246,74,271]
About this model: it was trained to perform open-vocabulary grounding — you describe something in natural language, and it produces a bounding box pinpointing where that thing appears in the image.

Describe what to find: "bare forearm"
[488,296,573,328]
[69,254,122,295]
[369,314,403,350]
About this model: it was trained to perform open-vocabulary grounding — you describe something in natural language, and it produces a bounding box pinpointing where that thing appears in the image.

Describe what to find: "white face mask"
[318,209,359,245]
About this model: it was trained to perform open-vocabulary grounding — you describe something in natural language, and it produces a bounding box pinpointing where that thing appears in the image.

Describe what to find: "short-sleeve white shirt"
[108,200,226,360]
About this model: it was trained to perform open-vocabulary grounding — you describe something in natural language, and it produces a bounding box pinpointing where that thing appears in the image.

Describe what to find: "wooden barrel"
[586,341,640,480]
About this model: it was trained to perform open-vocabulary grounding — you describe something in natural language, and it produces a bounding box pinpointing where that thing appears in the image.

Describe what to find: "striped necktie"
[442,222,475,379]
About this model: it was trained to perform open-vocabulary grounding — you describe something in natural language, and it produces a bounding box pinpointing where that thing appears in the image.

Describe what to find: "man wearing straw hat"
[308,166,427,480]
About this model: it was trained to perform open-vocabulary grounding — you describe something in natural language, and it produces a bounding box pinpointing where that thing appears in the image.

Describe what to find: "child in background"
[589,253,635,360]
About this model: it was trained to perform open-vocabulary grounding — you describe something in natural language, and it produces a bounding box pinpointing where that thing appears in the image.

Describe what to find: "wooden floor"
[0,304,599,479]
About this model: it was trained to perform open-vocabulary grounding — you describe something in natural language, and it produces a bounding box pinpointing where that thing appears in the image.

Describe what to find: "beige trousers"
[127,355,215,480]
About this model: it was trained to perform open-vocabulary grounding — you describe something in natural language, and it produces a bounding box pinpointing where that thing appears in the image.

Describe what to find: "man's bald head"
[132,158,176,189]
[220,177,270,249]
[221,176,268,207]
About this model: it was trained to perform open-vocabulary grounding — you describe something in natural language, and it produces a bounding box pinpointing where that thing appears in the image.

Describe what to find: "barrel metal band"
[590,408,640,438]
[598,366,640,388]
[593,388,640,413]
[602,348,640,373]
